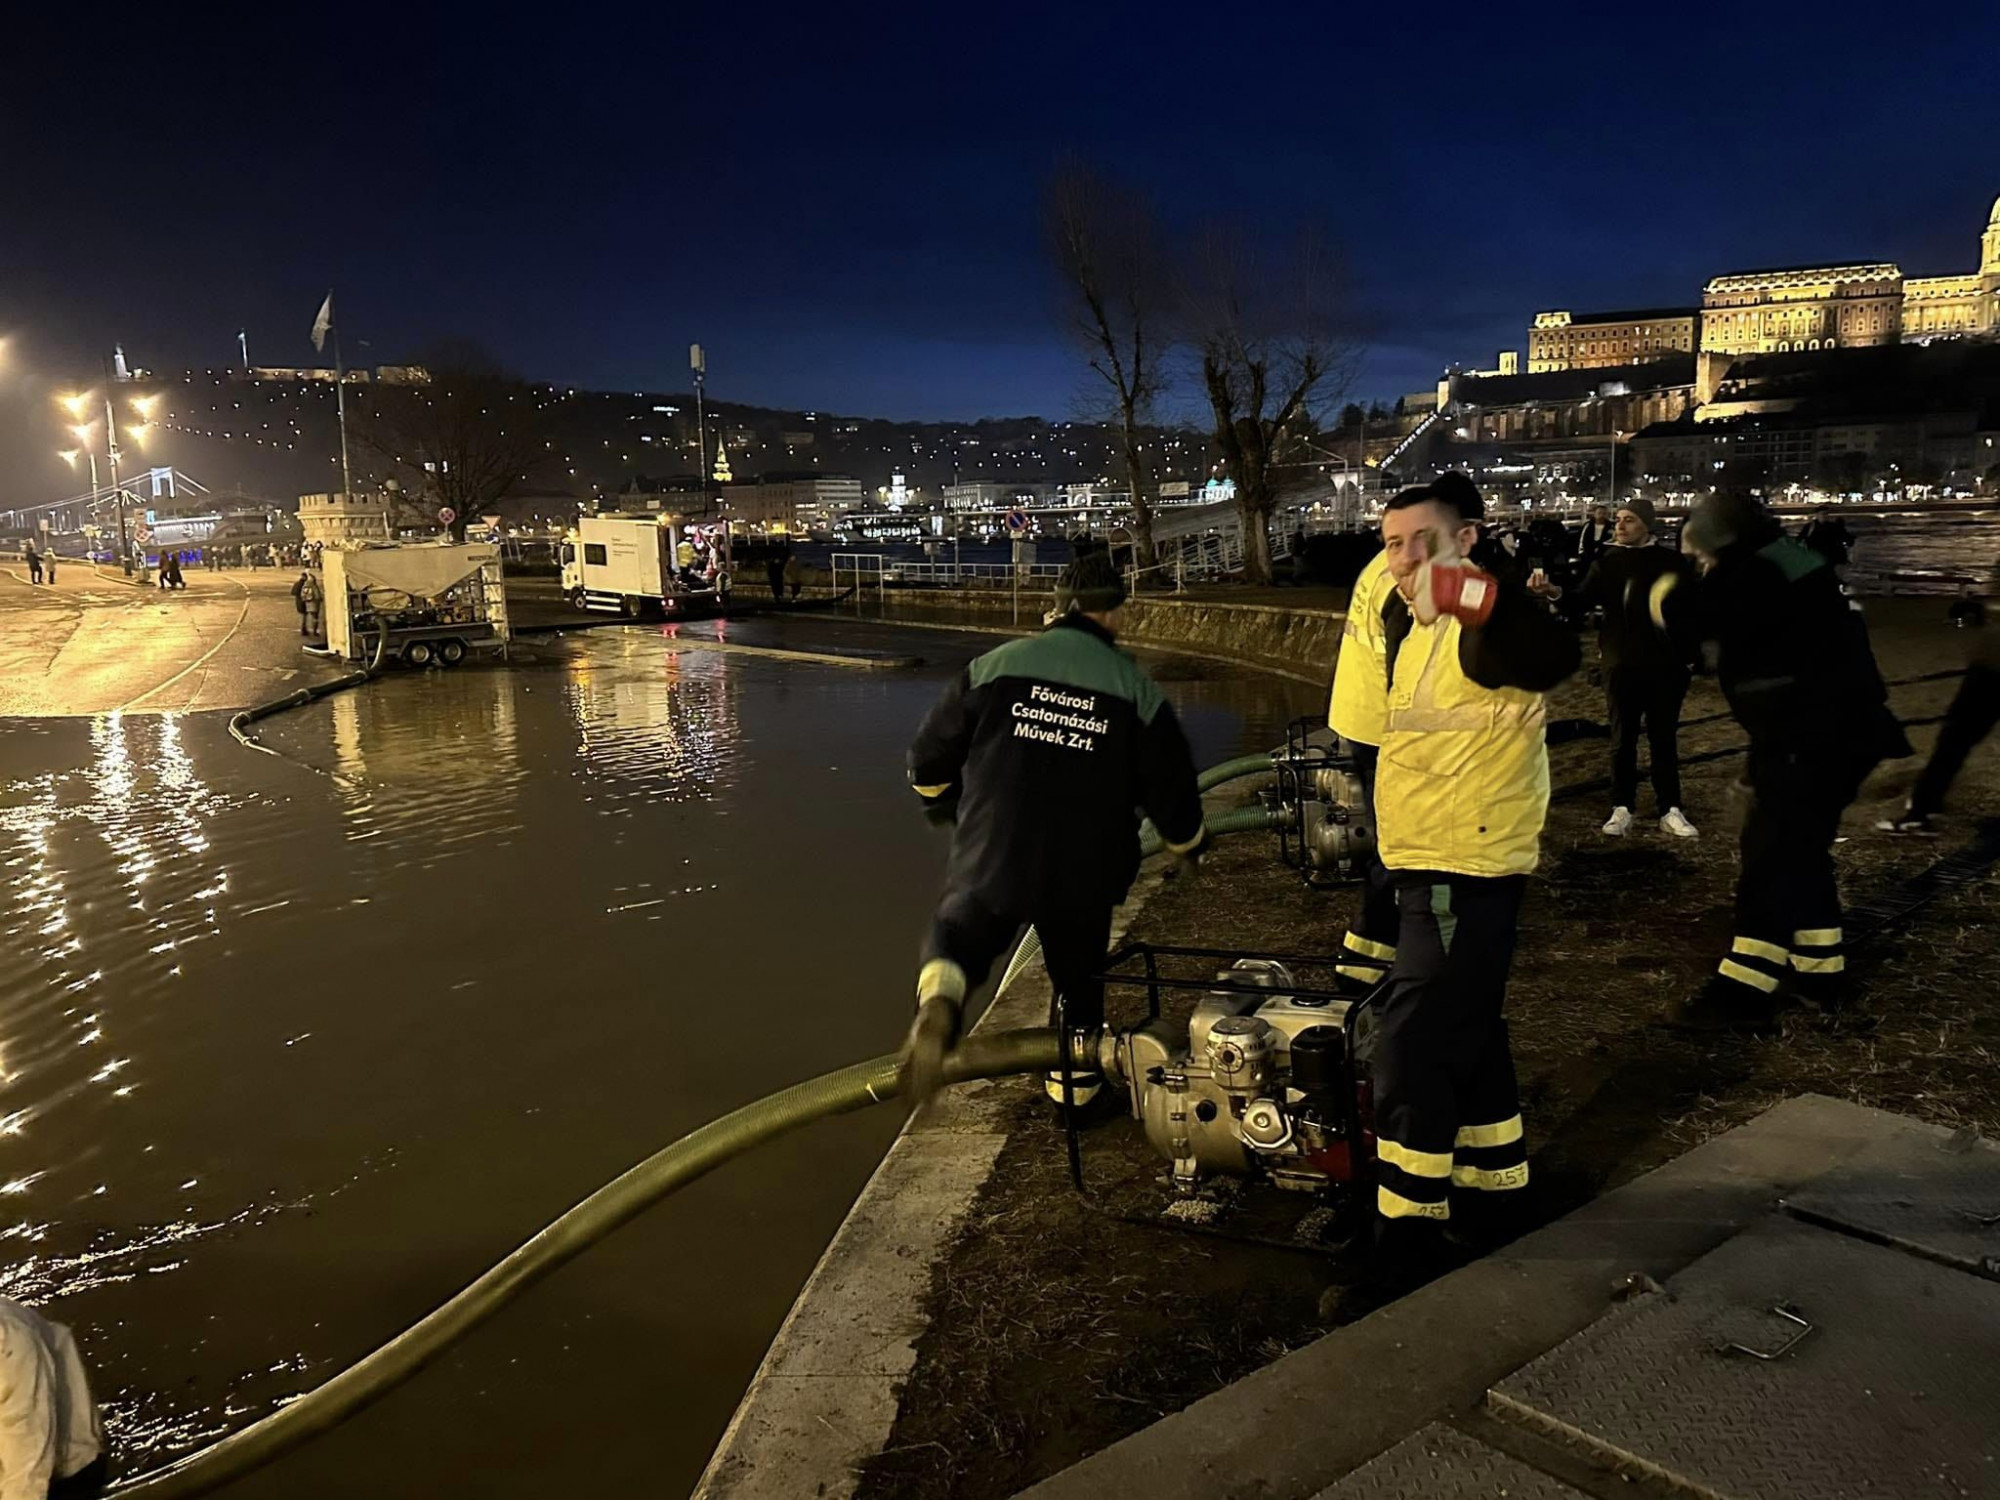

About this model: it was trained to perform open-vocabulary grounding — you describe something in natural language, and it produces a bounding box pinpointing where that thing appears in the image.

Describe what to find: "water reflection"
[324,669,526,864]
[562,630,736,811]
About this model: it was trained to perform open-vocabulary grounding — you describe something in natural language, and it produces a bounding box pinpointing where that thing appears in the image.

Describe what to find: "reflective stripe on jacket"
[1329,549,1395,747]
[1377,613,1551,878]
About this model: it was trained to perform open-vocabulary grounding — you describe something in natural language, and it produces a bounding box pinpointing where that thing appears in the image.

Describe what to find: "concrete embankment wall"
[826,587,1345,685]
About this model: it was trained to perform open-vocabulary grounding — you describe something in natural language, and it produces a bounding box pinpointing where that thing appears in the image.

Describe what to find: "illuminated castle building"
[1528,196,2000,373]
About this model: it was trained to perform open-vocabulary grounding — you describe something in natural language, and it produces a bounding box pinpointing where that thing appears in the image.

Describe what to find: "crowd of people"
[895,472,1997,1295]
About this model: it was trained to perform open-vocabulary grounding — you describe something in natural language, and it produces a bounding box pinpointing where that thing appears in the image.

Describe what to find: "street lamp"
[57,390,133,573]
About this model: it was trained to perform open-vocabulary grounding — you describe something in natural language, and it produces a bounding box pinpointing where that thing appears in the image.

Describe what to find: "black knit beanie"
[1054,551,1128,615]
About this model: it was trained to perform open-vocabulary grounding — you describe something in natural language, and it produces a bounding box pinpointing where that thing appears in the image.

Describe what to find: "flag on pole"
[311,292,335,353]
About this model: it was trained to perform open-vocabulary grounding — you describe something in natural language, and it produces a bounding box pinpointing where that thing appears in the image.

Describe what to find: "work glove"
[900,994,962,1110]
[1410,532,1498,627]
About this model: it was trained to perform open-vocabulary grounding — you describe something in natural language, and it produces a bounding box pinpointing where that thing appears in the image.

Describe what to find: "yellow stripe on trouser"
[917,958,966,1005]
[1378,1184,1451,1220]
[1452,1162,1529,1190]
[1731,936,1790,965]
[1455,1115,1523,1149]
[1718,959,1780,993]
[1377,1138,1453,1178]
[1791,927,1843,974]
[1342,932,1397,963]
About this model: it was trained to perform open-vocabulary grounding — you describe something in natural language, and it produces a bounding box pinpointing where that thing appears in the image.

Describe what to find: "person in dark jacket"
[1575,504,1614,570]
[1659,493,1911,1032]
[1574,495,1699,839]
[1879,581,2000,835]
[1799,510,1855,569]
[900,552,1207,1113]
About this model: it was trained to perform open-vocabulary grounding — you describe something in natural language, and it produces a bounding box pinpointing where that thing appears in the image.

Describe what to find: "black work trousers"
[1337,742,1401,984]
[1910,665,2000,819]
[1371,873,1529,1226]
[1718,744,1878,993]
[1607,663,1688,813]
[925,891,1115,1031]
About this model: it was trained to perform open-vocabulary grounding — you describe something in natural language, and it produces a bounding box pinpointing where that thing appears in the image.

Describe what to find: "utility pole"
[238,329,250,372]
[102,393,130,575]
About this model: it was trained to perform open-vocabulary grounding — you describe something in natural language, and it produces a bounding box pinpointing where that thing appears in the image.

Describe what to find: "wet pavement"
[0,565,338,717]
[0,616,1312,1498]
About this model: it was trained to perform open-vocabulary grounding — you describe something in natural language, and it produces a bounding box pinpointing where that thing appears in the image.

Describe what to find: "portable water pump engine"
[1267,718,1374,887]
[1075,954,1378,1194]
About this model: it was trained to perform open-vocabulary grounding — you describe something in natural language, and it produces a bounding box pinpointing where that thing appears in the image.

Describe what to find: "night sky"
[4,3,1997,449]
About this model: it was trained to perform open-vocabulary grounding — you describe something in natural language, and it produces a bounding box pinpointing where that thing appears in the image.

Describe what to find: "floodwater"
[0,617,1314,1498]
[1842,510,2000,592]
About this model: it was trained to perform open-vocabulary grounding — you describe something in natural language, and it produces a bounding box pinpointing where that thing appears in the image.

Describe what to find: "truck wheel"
[403,639,434,667]
[621,596,645,620]
[568,588,586,610]
[438,638,467,666]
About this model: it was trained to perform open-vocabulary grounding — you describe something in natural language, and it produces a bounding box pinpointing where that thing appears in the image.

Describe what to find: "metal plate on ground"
[1781,1126,2000,1279]
[1311,1423,1591,1500]
[1489,1216,2000,1498]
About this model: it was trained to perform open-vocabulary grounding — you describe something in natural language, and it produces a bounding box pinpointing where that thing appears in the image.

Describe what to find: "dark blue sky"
[5,3,1997,425]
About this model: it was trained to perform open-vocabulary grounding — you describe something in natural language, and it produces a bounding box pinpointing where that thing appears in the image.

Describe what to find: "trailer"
[322,543,511,667]
[560,513,732,618]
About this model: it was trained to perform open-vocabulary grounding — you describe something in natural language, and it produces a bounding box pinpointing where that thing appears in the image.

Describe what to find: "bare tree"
[1183,225,1356,585]
[1044,159,1170,562]
[358,339,551,541]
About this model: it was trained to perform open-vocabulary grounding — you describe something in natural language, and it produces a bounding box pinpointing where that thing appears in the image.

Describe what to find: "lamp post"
[61,391,143,574]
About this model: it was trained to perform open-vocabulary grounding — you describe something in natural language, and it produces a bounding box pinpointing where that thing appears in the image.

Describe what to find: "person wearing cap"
[1573,494,1700,840]
[900,552,1206,1115]
[1655,492,1910,1032]
[1343,474,1577,1283]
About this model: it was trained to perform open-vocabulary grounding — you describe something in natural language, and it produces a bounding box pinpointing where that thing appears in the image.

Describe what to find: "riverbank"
[846,596,2000,1499]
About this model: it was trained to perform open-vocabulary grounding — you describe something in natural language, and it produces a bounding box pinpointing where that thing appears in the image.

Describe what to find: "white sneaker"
[1660,807,1699,839]
[1602,807,1634,837]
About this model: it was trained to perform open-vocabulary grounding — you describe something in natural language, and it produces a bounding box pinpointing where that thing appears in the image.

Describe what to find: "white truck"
[560,513,729,618]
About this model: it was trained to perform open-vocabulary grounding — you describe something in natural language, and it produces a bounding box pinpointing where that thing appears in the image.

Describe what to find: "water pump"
[1267,718,1374,886]
[1075,949,1381,1195]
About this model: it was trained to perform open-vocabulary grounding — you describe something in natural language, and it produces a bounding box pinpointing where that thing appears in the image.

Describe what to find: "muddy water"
[0,619,1313,1498]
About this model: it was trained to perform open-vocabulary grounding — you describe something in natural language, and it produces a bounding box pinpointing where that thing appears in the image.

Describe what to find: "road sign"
[438,506,457,526]
[1005,508,1029,534]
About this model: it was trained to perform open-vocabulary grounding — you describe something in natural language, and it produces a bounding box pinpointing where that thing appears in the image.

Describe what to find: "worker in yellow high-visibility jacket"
[1352,474,1578,1286]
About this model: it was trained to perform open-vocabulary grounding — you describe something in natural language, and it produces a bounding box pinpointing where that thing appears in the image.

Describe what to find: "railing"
[886,560,1064,586]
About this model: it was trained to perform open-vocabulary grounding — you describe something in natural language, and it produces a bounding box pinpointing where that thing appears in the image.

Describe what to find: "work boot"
[1667,974,1779,1036]
[1782,969,1851,1019]
[1446,1189,1533,1253]
[1043,1071,1118,1128]
[1602,806,1634,837]
[1318,1217,1465,1316]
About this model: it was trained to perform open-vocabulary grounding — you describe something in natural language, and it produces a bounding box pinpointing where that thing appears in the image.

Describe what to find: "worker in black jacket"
[1574,495,1700,840]
[900,552,1207,1111]
[1658,493,1911,1031]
